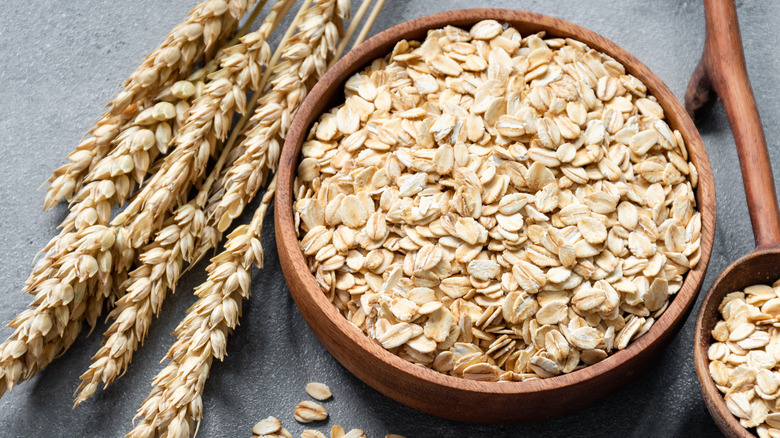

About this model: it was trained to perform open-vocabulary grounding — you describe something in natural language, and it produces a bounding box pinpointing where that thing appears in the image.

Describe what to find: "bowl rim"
[275,8,716,399]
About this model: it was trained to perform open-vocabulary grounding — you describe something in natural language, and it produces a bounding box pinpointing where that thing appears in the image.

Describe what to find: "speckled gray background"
[1,0,778,436]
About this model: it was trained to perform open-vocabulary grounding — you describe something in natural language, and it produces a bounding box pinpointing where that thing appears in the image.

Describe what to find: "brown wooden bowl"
[275,8,716,422]
[694,250,780,438]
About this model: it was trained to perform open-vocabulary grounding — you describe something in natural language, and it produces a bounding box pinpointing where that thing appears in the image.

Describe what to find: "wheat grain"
[102,0,293,307]
[43,0,258,209]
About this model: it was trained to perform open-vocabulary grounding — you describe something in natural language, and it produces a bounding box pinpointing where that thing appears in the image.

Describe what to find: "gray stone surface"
[1,0,779,436]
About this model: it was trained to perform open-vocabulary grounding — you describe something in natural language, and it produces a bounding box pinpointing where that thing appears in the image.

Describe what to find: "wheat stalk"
[43,0,258,209]
[57,65,217,239]
[128,0,384,428]
[0,0,284,396]
[126,0,385,432]
[73,171,222,407]
[105,0,295,288]
[0,9,264,391]
[126,2,353,435]
[351,0,384,52]
[110,3,280,253]
[29,66,216,319]
[128,177,276,438]
[72,0,296,406]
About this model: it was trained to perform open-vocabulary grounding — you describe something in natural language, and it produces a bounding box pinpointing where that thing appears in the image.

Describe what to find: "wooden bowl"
[694,250,780,438]
[275,9,716,422]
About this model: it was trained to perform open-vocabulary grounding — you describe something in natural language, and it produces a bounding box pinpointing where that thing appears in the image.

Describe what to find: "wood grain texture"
[688,0,780,436]
[686,0,780,250]
[276,9,716,422]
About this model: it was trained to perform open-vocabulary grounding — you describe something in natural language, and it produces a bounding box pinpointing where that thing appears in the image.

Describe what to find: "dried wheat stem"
[328,0,373,66]
[73,190,219,407]
[228,0,268,45]
[72,0,294,406]
[352,0,383,49]
[44,0,258,208]
[110,3,279,252]
[106,0,291,285]
[127,3,347,436]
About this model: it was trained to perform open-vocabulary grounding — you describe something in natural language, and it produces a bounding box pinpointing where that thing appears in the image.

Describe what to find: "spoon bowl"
[695,250,780,438]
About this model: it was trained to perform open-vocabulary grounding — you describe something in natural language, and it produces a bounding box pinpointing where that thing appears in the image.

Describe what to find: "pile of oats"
[710,280,780,437]
[293,20,701,381]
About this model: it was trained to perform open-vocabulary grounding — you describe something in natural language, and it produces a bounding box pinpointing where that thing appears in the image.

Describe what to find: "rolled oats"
[306,382,333,401]
[710,279,780,435]
[295,21,700,382]
[254,417,282,435]
[294,401,329,423]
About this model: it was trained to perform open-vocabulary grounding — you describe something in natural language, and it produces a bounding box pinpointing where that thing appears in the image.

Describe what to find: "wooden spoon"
[688,0,780,436]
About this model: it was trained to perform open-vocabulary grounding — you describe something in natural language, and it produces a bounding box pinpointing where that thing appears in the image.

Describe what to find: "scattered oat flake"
[306,382,333,401]
[253,416,282,435]
[343,430,367,438]
[294,401,328,423]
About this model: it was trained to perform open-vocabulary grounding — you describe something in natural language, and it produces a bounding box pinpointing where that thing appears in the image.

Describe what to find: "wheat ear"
[6,64,224,390]
[128,177,276,438]
[43,0,258,209]
[0,0,279,397]
[111,12,276,253]
[57,64,219,240]
[126,2,349,436]
[72,0,295,406]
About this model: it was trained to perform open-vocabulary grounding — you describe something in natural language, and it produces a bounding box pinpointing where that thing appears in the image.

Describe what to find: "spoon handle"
[685,0,780,250]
